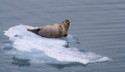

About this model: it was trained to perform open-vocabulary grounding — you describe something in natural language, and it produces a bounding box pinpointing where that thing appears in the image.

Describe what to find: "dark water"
[0,0,125,72]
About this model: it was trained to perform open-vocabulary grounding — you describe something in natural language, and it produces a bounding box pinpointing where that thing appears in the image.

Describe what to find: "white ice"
[4,25,111,64]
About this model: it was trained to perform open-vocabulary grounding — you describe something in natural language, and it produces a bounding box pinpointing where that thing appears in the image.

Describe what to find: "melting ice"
[4,25,111,64]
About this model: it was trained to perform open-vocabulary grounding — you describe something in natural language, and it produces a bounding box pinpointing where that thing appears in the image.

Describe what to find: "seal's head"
[59,19,70,37]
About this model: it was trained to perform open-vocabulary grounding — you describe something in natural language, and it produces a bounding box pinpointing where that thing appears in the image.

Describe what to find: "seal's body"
[27,19,70,38]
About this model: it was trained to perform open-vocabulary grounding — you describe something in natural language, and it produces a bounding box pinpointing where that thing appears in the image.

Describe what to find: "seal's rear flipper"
[27,28,40,34]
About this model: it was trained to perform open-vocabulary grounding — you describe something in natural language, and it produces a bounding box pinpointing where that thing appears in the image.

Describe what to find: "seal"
[27,19,70,38]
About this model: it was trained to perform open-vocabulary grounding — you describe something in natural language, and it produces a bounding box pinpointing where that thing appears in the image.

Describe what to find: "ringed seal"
[27,19,70,38]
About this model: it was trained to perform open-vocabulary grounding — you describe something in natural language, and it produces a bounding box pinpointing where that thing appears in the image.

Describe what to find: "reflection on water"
[11,56,31,68]
[12,55,86,69]
[47,63,86,69]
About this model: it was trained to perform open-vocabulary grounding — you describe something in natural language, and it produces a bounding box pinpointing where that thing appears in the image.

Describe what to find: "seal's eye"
[63,19,70,24]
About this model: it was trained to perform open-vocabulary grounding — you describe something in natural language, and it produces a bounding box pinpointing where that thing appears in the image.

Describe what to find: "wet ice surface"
[4,25,110,65]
